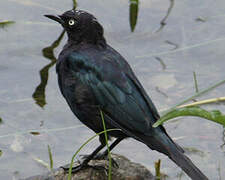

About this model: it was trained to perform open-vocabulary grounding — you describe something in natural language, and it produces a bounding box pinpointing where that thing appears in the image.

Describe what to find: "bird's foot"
[61,162,107,174]
[80,153,119,168]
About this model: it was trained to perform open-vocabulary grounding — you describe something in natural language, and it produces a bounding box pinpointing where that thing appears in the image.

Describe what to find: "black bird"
[45,10,208,180]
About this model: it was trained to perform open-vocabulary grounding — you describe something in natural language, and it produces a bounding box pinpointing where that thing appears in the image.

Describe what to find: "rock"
[22,154,154,180]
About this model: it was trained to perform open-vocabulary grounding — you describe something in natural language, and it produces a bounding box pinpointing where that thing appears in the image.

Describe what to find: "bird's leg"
[94,137,124,167]
[81,143,106,164]
[62,140,106,173]
[96,137,124,158]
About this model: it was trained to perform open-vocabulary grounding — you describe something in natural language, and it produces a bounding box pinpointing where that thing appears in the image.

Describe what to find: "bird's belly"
[60,76,126,138]
[61,80,105,132]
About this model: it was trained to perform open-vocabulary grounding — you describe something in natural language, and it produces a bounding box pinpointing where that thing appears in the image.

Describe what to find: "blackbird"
[45,10,208,180]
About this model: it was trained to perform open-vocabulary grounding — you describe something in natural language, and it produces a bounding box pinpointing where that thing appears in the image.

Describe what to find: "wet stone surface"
[22,154,154,180]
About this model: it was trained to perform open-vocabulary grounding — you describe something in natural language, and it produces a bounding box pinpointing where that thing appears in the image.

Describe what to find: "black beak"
[44,14,64,24]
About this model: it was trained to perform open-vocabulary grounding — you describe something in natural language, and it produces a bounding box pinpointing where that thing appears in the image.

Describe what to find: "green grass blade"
[153,106,225,127]
[161,78,225,116]
[155,159,161,180]
[155,79,225,128]
[193,71,199,93]
[67,128,119,180]
[100,110,112,180]
[72,0,77,10]
[129,0,139,32]
[48,145,53,170]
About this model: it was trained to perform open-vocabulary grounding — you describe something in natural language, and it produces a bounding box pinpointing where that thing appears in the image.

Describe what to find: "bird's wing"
[125,69,160,120]
[67,52,159,134]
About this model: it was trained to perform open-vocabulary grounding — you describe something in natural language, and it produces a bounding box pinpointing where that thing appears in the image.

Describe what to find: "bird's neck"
[67,28,107,49]
[67,36,107,49]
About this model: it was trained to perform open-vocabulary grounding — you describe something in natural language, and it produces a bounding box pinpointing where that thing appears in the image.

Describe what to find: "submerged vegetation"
[0,20,15,28]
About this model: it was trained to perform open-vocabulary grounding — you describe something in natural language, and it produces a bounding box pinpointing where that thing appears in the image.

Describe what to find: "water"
[0,0,225,179]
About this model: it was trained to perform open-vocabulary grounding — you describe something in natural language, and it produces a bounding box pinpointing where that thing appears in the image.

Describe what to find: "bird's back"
[57,43,166,136]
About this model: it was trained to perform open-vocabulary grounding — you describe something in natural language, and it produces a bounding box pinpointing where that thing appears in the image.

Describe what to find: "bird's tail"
[143,132,208,180]
[168,145,208,180]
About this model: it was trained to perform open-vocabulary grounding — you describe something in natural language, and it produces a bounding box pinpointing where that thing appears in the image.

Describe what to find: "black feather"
[45,9,208,180]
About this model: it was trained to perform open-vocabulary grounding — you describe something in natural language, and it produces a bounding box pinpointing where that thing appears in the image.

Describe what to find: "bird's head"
[45,10,106,47]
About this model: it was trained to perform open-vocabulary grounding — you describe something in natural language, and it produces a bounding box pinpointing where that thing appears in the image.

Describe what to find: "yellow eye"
[68,19,75,26]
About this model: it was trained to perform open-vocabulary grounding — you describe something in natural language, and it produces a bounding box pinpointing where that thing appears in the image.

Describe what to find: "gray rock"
[22,154,154,180]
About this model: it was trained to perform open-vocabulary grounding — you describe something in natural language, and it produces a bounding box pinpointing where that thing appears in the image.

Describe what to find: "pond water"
[0,0,225,179]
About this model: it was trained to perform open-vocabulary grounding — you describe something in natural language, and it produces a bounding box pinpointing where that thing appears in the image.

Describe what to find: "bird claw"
[94,153,119,168]
[79,153,119,168]
[60,163,83,173]
[61,163,107,174]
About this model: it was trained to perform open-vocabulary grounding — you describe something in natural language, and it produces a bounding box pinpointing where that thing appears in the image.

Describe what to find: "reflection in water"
[32,30,65,108]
